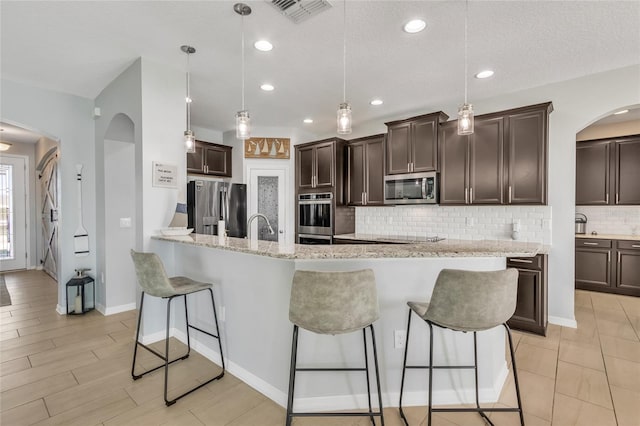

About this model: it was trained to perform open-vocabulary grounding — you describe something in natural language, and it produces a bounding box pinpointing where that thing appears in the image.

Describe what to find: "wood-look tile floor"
[1,270,639,425]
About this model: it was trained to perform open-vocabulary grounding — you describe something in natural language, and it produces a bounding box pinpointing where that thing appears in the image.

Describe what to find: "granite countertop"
[575,233,640,241]
[152,233,544,260]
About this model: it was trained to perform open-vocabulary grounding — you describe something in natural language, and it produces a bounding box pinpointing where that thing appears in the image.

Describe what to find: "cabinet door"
[412,118,438,172]
[508,268,544,334]
[386,122,411,175]
[297,146,315,189]
[616,249,640,296]
[365,137,385,205]
[347,142,365,205]
[575,247,613,290]
[576,140,610,205]
[469,117,504,204]
[506,109,547,204]
[186,143,205,174]
[439,123,468,205]
[204,145,232,177]
[614,138,640,205]
[314,142,335,188]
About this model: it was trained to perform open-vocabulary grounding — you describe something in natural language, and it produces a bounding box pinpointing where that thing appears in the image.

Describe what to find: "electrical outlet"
[394,330,407,349]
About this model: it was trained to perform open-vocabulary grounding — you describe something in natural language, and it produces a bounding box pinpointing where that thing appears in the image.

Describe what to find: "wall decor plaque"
[152,161,178,188]
[244,138,290,159]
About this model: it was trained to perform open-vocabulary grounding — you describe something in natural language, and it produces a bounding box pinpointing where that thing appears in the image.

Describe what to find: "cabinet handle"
[362,192,365,205]
[465,187,468,204]
[616,193,619,204]
[617,252,621,263]
[204,165,209,174]
[508,186,512,204]
[407,163,411,172]
[411,162,414,172]
[608,252,611,263]
[632,244,640,248]
[470,187,473,203]
[509,258,533,264]
[582,242,599,246]
[606,193,609,204]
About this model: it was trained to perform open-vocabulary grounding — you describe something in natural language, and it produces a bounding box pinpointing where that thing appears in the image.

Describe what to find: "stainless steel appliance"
[187,180,247,237]
[384,171,438,205]
[297,193,333,244]
[575,213,587,234]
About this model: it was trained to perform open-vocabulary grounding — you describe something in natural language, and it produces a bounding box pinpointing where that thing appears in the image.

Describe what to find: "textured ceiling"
[1,1,639,138]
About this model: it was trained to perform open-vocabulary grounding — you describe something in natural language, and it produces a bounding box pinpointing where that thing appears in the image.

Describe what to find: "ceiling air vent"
[268,0,332,24]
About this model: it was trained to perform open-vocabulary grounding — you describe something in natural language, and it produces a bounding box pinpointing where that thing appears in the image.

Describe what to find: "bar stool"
[286,269,385,426]
[398,268,523,426]
[130,250,225,406]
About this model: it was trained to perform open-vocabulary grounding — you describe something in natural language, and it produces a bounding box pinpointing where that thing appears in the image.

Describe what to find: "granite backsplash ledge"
[355,205,552,244]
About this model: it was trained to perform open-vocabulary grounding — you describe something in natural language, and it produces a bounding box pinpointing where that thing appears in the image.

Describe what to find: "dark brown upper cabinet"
[505,104,550,204]
[440,116,505,205]
[576,135,640,205]
[187,140,232,177]
[295,138,346,202]
[347,134,385,206]
[440,102,551,205]
[385,112,448,175]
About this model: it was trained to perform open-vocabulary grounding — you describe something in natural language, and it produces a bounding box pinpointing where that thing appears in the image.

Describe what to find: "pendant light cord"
[241,13,245,111]
[186,52,191,131]
[464,0,468,104]
[343,0,346,103]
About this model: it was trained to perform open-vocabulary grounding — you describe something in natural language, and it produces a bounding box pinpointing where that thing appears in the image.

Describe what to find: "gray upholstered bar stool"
[398,268,523,426]
[286,269,385,426]
[130,250,225,406]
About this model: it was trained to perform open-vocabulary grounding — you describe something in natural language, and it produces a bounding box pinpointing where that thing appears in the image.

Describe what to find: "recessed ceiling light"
[370,99,383,106]
[260,84,274,91]
[303,118,313,124]
[614,109,629,115]
[254,40,273,52]
[403,19,426,34]
[475,70,494,79]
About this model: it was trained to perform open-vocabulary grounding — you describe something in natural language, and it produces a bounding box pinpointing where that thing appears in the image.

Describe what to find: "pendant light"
[457,0,474,136]
[337,0,352,135]
[181,45,197,153]
[234,3,252,140]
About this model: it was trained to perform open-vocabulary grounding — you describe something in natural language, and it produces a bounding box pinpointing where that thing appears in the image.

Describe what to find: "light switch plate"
[119,217,132,228]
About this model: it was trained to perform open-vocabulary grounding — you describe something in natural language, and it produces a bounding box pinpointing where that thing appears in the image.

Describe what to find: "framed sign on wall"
[152,162,178,188]
[244,138,290,159]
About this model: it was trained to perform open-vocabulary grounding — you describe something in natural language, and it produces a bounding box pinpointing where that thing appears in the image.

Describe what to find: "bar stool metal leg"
[285,325,299,426]
[164,295,174,405]
[399,309,413,425]
[131,291,145,379]
[427,321,434,426]
[505,323,525,426]
[363,328,374,425]
[370,324,385,426]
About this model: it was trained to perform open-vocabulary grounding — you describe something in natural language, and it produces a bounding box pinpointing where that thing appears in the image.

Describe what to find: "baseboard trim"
[548,315,577,328]
[101,302,136,316]
[56,304,65,315]
[142,329,511,410]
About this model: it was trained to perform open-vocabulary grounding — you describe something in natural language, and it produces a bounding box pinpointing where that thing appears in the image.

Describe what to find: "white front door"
[248,166,287,243]
[0,155,27,271]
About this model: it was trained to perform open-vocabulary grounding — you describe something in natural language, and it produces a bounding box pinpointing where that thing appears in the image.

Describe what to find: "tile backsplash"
[355,205,553,244]
[575,206,640,236]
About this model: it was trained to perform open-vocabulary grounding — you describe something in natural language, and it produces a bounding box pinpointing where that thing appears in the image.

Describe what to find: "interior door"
[0,155,27,271]
[249,167,286,244]
[38,150,59,279]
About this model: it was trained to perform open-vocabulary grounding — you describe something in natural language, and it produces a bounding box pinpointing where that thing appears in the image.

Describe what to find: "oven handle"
[421,178,427,199]
[298,234,332,240]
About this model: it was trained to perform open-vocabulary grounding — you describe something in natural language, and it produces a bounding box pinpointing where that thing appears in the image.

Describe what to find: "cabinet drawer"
[507,254,543,270]
[616,240,640,250]
[575,239,612,248]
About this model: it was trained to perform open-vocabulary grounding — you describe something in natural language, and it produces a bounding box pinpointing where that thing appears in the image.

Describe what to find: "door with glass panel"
[0,155,27,271]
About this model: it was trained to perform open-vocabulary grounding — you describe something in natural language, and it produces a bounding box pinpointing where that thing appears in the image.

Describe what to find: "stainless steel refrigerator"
[187,180,247,237]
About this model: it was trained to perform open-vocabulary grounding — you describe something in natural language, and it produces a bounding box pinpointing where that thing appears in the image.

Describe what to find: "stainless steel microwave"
[384,172,438,205]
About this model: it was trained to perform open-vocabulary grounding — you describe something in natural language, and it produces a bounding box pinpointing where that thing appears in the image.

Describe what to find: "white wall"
[317,64,640,326]
[1,78,95,311]
[577,117,640,141]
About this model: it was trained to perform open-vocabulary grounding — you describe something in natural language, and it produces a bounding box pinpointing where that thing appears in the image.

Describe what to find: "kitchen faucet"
[247,213,275,239]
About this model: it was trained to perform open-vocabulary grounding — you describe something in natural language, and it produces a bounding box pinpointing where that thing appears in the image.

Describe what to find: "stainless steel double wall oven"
[297,193,333,244]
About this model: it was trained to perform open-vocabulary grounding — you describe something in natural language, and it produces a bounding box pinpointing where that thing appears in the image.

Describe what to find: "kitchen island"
[147,234,542,411]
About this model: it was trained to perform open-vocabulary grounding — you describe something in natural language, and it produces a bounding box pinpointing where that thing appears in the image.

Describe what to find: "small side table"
[66,270,95,315]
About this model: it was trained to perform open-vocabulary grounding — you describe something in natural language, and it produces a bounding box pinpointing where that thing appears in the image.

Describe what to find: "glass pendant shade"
[236,110,251,140]
[337,102,352,135]
[457,103,474,135]
[184,130,196,153]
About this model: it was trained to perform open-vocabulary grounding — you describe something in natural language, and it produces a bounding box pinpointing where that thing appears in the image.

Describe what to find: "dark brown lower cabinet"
[575,238,640,296]
[507,254,548,336]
